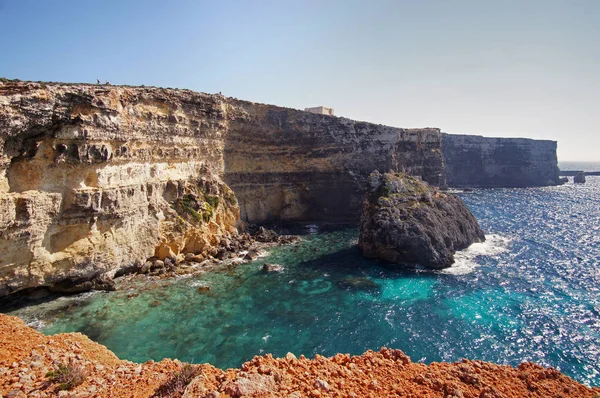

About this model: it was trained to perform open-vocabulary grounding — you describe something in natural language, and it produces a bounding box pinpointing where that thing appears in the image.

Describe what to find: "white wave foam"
[440,234,511,275]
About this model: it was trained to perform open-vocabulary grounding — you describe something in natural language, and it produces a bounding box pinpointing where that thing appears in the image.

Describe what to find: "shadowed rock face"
[442,133,561,188]
[223,101,445,223]
[359,171,485,269]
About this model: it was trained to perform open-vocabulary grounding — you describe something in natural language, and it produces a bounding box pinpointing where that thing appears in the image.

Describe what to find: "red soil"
[1,314,598,397]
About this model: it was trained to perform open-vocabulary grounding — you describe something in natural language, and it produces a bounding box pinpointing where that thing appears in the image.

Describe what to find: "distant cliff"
[442,133,561,188]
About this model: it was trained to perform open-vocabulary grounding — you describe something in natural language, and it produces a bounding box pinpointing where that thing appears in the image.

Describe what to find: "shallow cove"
[2,178,600,386]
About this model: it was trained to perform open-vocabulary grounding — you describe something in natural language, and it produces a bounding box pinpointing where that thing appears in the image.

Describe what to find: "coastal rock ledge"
[359,171,485,268]
[1,314,598,397]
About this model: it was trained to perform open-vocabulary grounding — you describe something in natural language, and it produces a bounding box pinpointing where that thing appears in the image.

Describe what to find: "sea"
[1,162,599,386]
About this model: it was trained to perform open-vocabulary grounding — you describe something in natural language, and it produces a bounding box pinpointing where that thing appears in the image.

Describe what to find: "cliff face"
[0,81,562,296]
[0,81,445,296]
[442,133,561,188]
[224,101,444,223]
[0,82,240,296]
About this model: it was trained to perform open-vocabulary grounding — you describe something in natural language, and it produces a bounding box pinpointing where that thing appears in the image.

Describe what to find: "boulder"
[262,263,284,273]
[49,274,116,294]
[254,227,280,243]
[244,250,259,261]
[574,171,586,184]
[359,171,485,269]
[197,286,211,293]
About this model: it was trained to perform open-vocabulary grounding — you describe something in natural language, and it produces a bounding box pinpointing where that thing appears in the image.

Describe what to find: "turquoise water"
[2,178,599,386]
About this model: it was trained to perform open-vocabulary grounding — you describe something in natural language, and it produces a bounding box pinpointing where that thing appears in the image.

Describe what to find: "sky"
[1,0,598,161]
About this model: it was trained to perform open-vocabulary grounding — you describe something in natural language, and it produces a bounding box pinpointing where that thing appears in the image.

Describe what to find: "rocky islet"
[359,171,485,268]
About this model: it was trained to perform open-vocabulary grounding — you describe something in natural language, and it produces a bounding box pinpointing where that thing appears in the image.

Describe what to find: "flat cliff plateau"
[442,133,561,188]
[1,314,598,398]
[0,80,444,296]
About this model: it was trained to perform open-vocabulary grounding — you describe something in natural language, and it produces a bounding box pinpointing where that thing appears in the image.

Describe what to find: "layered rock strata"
[441,133,561,187]
[0,81,444,296]
[1,314,598,397]
[0,82,240,296]
[224,103,444,222]
[0,80,563,295]
[359,171,485,268]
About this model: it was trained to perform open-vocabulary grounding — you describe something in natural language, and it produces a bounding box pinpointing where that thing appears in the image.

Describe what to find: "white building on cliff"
[304,106,334,116]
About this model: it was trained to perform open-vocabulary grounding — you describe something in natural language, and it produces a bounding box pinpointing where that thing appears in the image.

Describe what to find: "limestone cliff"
[0,80,562,296]
[0,81,240,296]
[442,133,561,187]
[224,101,444,223]
[0,81,446,296]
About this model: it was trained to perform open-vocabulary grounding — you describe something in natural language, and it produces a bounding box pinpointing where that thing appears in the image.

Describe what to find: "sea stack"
[574,171,586,184]
[359,171,485,269]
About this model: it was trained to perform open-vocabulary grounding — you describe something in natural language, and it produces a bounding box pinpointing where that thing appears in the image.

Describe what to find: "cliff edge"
[0,80,562,296]
[0,80,444,296]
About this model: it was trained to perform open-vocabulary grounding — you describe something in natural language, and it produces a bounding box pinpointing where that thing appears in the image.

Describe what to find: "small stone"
[285,352,297,362]
[262,263,284,273]
[314,379,330,391]
[197,286,211,293]
[244,250,259,261]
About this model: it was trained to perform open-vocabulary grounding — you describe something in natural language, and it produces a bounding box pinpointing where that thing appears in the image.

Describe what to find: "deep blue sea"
[3,175,599,386]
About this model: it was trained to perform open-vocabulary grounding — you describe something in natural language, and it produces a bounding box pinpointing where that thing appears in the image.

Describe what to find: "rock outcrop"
[359,171,485,268]
[1,314,598,397]
[574,171,586,184]
[442,133,561,187]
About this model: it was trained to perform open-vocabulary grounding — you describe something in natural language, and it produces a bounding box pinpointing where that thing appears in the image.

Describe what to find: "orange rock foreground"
[1,314,598,398]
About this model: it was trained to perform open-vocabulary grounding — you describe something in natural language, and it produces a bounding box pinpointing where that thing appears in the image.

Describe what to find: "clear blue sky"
[1,0,598,160]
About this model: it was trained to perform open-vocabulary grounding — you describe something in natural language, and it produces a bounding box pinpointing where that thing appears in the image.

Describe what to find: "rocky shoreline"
[1,314,598,398]
[0,227,300,305]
